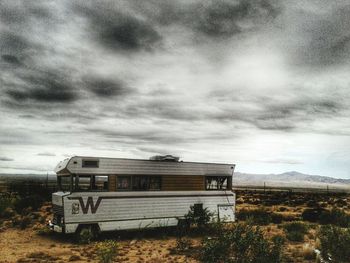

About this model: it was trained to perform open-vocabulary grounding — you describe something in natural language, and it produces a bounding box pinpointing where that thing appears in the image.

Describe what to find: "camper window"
[117,176,131,190]
[205,176,228,190]
[75,175,91,191]
[82,160,99,168]
[133,176,148,190]
[73,175,108,191]
[149,176,161,190]
[132,176,161,191]
[94,176,109,191]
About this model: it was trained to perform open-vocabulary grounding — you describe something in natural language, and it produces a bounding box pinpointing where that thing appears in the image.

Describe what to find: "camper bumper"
[52,224,63,233]
[48,220,63,233]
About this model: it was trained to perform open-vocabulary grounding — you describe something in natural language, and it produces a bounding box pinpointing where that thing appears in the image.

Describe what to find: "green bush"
[184,205,213,228]
[318,225,350,263]
[95,240,118,263]
[237,208,272,225]
[201,222,284,263]
[282,221,308,242]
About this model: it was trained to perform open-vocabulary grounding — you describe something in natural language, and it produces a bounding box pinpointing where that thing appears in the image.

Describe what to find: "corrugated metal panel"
[56,156,235,176]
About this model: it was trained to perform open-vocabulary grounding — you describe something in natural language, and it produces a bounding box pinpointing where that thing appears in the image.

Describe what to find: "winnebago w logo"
[70,197,102,214]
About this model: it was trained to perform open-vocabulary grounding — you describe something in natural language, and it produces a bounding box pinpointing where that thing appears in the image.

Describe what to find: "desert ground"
[1,190,350,263]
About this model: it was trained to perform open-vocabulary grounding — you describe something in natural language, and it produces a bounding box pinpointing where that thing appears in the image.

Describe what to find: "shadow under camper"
[51,155,236,234]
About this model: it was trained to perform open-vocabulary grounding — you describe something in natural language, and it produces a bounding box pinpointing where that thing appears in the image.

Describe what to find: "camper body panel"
[53,191,235,233]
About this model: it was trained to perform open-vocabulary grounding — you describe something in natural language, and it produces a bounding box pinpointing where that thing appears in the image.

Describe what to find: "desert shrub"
[185,205,213,228]
[282,222,308,242]
[201,222,284,263]
[0,195,16,217]
[319,208,350,227]
[301,244,316,260]
[19,215,32,229]
[278,207,288,212]
[317,225,350,263]
[237,208,272,225]
[36,226,52,236]
[176,236,192,251]
[301,208,327,222]
[14,195,44,214]
[95,240,118,263]
[271,213,283,224]
[1,207,16,219]
[306,200,318,208]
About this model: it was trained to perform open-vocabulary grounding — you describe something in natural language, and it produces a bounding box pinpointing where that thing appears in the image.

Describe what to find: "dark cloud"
[6,71,78,104]
[76,3,161,51]
[0,157,14,161]
[0,32,31,54]
[135,0,281,38]
[295,5,350,67]
[0,1,51,25]
[37,152,56,157]
[191,0,280,37]
[84,77,130,97]
[1,54,21,65]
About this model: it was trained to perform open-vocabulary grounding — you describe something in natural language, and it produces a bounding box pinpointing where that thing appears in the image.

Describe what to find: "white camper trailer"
[51,155,236,234]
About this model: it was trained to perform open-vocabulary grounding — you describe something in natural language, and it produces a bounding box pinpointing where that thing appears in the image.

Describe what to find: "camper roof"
[55,156,235,177]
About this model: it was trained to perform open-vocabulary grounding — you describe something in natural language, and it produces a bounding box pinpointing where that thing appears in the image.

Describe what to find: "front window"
[58,175,72,192]
[205,176,228,190]
[73,175,108,191]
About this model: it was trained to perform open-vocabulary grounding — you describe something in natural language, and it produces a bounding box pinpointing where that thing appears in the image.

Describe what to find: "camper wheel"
[76,224,100,243]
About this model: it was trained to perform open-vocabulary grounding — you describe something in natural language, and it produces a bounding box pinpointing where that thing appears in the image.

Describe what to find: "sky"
[0,0,350,178]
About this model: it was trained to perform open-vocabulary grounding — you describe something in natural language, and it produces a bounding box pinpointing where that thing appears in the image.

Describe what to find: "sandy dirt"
[0,227,201,263]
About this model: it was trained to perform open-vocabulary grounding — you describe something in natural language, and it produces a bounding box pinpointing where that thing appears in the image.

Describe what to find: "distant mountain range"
[0,171,349,190]
[234,171,350,189]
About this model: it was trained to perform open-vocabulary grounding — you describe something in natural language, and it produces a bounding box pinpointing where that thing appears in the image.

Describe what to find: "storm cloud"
[0,0,350,178]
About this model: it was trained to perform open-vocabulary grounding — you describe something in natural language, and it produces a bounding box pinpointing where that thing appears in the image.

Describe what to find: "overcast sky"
[0,0,349,178]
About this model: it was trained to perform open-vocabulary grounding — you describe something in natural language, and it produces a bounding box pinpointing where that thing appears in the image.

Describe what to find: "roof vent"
[150,155,180,162]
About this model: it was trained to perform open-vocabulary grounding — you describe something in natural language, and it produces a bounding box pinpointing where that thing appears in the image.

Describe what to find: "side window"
[93,175,108,191]
[149,177,161,190]
[82,160,99,168]
[117,176,131,190]
[205,176,228,190]
[133,176,149,190]
[75,175,91,191]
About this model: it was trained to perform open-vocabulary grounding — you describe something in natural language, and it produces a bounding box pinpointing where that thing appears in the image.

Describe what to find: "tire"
[76,224,99,243]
